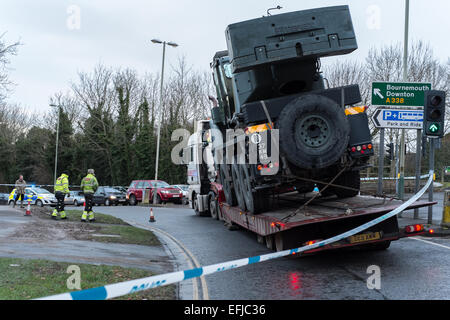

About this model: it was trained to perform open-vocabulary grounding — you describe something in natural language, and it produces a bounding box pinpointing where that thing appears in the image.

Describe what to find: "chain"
[279,163,402,222]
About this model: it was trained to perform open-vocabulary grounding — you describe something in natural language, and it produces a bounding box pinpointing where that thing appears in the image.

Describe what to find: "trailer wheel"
[219,164,237,206]
[231,164,247,211]
[278,94,350,169]
[265,235,274,250]
[275,233,285,252]
[361,240,391,251]
[256,234,265,244]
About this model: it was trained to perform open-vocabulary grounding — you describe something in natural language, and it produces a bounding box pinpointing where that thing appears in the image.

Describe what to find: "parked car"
[126,180,183,205]
[0,193,9,205]
[65,191,85,206]
[8,187,57,207]
[112,186,127,193]
[93,187,128,206]
[171,185,189,204]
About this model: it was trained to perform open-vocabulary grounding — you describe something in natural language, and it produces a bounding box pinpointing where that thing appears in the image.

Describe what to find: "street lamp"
[49,104,60,185]
[151,38,178,204]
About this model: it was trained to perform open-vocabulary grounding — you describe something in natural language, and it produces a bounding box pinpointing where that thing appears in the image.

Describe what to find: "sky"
[0,0,449,114]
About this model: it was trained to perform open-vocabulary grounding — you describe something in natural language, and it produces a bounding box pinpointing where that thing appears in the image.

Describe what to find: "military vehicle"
[208,5,374,214]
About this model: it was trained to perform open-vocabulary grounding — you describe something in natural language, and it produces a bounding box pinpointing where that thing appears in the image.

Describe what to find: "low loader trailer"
[186,120,436,254]
[215,189,435,253]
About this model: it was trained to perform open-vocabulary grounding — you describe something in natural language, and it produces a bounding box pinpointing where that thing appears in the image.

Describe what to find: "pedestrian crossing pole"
[428,138,435,225]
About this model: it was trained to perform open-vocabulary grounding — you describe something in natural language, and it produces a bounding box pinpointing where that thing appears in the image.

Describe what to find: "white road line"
[409,237,450,250]
[127,219,209,300]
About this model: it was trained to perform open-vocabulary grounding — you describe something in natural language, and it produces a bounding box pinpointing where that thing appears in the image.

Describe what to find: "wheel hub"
[296,115,331,148]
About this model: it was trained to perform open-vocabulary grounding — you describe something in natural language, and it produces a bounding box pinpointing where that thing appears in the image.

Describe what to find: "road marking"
[130,220,209,300]
[409,237,450,250]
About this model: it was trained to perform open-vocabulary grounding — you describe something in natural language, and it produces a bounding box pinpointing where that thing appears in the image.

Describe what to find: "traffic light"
[424,90,446,137]
[386,142,394,161]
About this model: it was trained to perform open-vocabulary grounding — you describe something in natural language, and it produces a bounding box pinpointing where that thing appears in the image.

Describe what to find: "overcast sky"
[1,0,449,114]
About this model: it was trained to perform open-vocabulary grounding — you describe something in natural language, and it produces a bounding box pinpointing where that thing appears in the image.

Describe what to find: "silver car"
[65,191,85,206]
[171,185,189,204]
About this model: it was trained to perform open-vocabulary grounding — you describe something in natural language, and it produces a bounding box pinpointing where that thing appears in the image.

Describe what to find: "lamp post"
[151,39,178,204]
[398,0,410,202]
[49,104,60,184]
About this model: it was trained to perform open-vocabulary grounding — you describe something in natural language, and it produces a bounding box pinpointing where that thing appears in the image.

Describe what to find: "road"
[94,203,450,300]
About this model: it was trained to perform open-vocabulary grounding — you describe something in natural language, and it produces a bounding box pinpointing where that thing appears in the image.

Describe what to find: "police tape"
[360,174,430,181]
[36,170,434,300]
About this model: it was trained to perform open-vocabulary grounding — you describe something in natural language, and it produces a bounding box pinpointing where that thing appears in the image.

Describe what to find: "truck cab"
[186,120,216,214]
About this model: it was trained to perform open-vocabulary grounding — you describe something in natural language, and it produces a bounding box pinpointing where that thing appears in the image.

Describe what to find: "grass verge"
[0,258,175,300]
[64,209,128,225]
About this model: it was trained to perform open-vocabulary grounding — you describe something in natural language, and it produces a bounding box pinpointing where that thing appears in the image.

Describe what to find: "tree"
[0,33,20,103]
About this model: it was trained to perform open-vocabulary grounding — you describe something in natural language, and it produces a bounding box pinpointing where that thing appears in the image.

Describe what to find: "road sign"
[371,82,431,107]
[371,108,423,129]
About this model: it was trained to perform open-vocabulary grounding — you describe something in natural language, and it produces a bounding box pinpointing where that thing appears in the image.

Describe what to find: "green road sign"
[371,82,431,107]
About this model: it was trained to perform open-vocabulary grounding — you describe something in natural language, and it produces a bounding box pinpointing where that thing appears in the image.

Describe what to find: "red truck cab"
[126,180,183,205]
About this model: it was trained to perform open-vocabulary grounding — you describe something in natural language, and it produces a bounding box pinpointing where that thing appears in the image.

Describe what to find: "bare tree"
[0,33,20,103]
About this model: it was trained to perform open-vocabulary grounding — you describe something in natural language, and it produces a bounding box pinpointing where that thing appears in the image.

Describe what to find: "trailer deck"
[219,192,436,237]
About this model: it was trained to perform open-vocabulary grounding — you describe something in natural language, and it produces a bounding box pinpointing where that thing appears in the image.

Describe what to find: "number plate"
[349,232,381,244]
[172,195,180,197]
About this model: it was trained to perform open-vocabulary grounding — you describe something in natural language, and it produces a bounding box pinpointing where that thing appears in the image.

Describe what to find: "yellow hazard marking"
[245,123,272,134]
[443,207,450,224]
[345,106,367,115]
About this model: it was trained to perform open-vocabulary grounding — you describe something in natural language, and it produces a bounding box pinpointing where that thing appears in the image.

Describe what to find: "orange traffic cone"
[24,200,31,216]
[149,208,155,223]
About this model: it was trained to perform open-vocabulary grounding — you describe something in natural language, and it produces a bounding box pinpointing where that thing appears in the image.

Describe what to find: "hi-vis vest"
[81,174,98,194]
[54,174,69,194]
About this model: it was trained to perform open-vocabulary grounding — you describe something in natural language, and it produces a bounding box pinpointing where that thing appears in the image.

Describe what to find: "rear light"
[368,144,373,149]
[362,145,367,150]
[303,239,321,246]
[429,229,435,234]
[351,147,356,152]
[405,224,424,233]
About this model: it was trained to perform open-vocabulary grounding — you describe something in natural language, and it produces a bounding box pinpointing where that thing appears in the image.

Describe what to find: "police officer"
[52,172,69,219]
[80,169,99,222]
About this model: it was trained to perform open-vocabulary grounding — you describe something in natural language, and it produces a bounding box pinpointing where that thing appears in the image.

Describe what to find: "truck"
[186,6,435,253]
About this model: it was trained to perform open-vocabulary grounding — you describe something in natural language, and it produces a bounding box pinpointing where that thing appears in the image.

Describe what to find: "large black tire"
[278,94,350,169]
[231,164,246,211]
[219,164,237,206]
[239,164,267,214]
[332,170,360,198]
[209,191,219,220]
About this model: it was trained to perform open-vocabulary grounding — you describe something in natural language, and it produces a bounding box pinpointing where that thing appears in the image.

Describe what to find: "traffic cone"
[149,208,155,223]
[24,200,31,216]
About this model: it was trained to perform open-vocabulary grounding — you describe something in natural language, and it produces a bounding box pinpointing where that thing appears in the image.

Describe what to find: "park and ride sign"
[371,81,431,129]
[372,82,431,107]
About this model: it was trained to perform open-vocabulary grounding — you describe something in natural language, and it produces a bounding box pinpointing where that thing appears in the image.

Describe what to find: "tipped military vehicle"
[209,5,374,214]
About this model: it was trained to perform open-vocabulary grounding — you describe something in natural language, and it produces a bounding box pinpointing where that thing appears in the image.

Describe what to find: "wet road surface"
[95,204,450,300]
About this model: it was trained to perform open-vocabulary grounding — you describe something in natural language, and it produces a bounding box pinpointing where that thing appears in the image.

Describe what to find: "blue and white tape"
[37,170,434,300]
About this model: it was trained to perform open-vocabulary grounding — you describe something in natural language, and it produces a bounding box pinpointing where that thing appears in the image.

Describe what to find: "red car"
[126,180,183,205]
